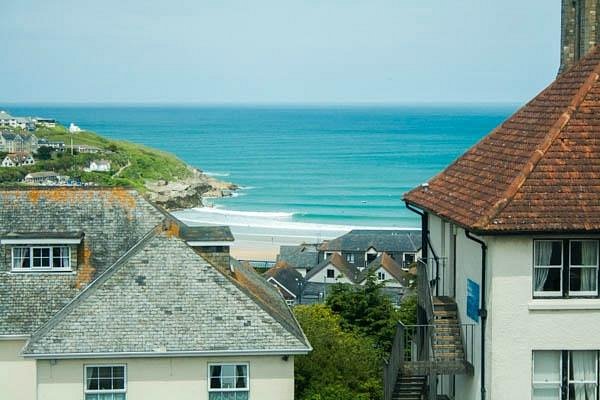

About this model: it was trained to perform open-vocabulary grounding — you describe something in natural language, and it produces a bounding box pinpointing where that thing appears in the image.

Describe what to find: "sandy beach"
[173,207,414,261]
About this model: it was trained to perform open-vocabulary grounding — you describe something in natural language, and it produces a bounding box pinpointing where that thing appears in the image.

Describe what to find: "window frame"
[567,350,598,399]
[532,350,562,400]
[208,362,250,394]
[532,239,600,299]
[533,240,564,298]
[326,268,335,279]
[377,271,386,281]
[84,364,127,399]
[11,245,71,272]
[568,240,599,297]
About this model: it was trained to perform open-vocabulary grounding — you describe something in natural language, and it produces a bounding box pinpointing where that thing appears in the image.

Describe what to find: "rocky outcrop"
[145,167,237,211]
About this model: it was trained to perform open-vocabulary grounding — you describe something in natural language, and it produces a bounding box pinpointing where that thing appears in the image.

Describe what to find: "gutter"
[23,348,312,359]
[465,230,487,400]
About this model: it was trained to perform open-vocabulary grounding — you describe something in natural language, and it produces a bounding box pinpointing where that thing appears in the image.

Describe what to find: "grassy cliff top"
[0,125,194,190]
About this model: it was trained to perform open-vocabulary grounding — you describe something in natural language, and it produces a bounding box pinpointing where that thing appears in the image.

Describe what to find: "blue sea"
[7,105,516,228]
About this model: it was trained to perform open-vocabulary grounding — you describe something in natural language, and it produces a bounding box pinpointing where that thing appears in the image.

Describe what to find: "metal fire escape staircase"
[384,260,474,400]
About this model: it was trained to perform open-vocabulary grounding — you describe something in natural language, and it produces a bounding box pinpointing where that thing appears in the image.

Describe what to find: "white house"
[68,123,81,133]
[1,152,35,168]
[0,188,311,400]
[387,13,600,400]
[84,159,111,172]
[304,253,359,285]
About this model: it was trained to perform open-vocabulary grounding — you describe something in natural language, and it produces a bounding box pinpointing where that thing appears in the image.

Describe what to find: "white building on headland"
[68,123,81,133]
[84,160,111,172]
[387,9,600,400]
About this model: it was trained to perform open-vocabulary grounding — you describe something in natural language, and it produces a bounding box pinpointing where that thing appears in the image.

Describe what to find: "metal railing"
[418,257,449,297]
[383,322,406,400]
[398,324,475,366]
[416,260,435,324]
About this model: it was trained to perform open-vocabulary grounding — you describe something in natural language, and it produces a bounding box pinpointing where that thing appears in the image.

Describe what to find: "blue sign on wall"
[467,279,480,323]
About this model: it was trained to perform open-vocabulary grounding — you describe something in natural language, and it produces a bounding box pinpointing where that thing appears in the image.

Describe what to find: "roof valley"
[474,60,600,229]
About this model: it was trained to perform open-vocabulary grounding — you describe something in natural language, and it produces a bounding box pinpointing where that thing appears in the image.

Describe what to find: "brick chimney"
[560,0,600,74]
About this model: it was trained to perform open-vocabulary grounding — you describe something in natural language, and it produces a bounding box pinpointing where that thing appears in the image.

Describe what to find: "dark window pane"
[98,378,112,390]
[210,365,221,378]
[113,378,125,390]
[87,367,98,379]
[87,377,98,390]
[571,241,583,265]
[210,377,221,389]
[98,367,111,378]
[543,268,562,292]
[236,376,247,388]
[550,242,562,265]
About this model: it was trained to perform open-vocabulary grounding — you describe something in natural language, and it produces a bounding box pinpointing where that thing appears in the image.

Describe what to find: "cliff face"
[145,167,237,211]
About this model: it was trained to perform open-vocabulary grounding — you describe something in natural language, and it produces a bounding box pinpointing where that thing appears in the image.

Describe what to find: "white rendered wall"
[37,355,295,400]
[0,339,37,400]
[487,235,600,400]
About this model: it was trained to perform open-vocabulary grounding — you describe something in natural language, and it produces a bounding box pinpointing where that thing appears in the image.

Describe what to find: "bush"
[294,305,382,400]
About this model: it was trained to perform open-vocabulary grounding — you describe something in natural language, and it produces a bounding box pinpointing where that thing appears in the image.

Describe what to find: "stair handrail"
[383,321,405,400]
[416,259,435,324]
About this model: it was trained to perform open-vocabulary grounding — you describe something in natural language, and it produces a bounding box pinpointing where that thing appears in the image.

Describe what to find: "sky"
[1,0,560,104]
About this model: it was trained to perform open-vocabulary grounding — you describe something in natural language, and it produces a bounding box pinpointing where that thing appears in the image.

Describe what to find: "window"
[11,246,70,271]
[532,351,561,400]
[209,364,249,400]
[532,351,598,400]
[378,271,386,281]
[533,240,600,298]
[85,365,126,400]
[404,253,415,266]
[326,269,335,279]
[346,253,355,263]
[570,241,599,296]
[534,240,563,297]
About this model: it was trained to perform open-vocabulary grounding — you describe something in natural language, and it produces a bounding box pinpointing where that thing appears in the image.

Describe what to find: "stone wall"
[560,0,600,73]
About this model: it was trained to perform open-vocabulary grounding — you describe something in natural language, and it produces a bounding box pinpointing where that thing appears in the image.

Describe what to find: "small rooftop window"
[12,246,71,271]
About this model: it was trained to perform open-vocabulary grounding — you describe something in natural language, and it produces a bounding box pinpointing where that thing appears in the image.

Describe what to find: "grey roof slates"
[178,225,234,242]
[264,264,304,298]
[24,228,309,356]
[318,229,422,253]
[276,244,319,270]
[0,188,166,336]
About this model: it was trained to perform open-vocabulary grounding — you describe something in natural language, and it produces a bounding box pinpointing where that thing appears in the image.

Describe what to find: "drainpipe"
[465,230,487,400]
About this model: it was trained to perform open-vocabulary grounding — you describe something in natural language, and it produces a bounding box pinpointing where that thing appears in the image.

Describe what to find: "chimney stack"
[560,0,600,74]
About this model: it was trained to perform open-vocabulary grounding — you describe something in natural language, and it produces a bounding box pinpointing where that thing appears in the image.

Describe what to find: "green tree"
[326,273,401,352]
[36,146,53,160]
[294,305,382,400]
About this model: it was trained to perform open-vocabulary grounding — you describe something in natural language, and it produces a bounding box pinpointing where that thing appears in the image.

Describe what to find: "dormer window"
[12,246,71,271]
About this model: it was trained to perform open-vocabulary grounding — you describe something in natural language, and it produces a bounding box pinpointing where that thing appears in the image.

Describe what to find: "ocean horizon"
[6,104,518,228]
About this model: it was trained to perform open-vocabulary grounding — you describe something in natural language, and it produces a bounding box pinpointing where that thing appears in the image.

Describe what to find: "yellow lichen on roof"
[75,242,95,289]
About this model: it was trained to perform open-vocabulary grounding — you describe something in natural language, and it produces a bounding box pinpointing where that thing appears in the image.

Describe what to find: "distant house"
[84,159,111,172]
[70,144,100,154]
[0,111,16,127]
[318,229,422,269]
[305,253,361,285]
[0,132,38,153]
[68,122,81,133]
[23,171,61,184]
[34,117,56,127]
[276,243,320,277]
[264,261,304,305]
[357,252,412,288]
[37,138,65,151]
[1,152,35,168]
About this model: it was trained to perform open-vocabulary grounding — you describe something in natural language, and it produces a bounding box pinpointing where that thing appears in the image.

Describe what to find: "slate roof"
[277,244,319,270]
[305,253,362,283]
[404,46,600,234]
[358,253,411,286]
[319,230,421,253]
[264,261,304,298]
[0,188,166,335]
[23,223,309,357]
[178,224,234,242]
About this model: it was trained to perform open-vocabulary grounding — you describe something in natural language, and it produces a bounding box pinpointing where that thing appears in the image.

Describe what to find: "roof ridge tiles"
[474,56,600,230]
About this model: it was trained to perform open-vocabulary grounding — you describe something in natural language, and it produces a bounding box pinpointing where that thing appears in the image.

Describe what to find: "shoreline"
[173,206,418,261]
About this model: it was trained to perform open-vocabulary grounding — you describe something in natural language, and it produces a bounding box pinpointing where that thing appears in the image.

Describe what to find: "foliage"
[36,146,53,160]
[294,305,382,400]
[326,272,402,352]
[397,293,418,326]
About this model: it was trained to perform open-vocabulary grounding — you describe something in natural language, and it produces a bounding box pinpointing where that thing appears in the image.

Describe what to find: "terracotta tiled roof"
[404,46,600,233]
